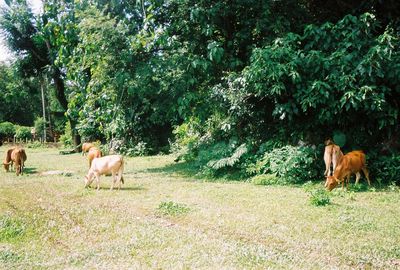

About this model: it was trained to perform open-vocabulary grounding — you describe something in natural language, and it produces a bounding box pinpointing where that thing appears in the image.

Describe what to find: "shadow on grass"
[21,167,38,175]
[144,161,199,177]
[143,161,245,182]
[86,185,147,191]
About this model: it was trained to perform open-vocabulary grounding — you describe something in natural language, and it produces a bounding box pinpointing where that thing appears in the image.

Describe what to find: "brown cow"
[323,139,343,176]
[6,148,27,176]
[325,150,371,191]
[87,147,102,168]
[82,142,95,156]
[3,147,15,172]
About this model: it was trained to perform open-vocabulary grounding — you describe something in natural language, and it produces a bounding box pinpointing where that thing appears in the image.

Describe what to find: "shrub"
[59,121,72,147]
[251,174,279,185]
[125,141,149,156]
[308,188,331,206]
[253,145,320,184]
[34,117,46,140]
[369,154,400,186]
[15,126,32,141]
[303,181,331,206]
[26,141,45,148]
[0,122,16,141]
[190,140,249,177]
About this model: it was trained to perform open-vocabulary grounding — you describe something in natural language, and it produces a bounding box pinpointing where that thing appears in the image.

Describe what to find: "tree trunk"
[52,67,81,152]
[70,119,82,152]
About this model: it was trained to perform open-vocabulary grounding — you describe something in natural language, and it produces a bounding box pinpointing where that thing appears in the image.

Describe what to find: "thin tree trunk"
[40,76,47,143]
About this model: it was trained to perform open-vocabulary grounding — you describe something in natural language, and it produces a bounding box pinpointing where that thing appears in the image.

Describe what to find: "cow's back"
[338,151,365,173]
[348,151,365,171]
[91,155,123,174]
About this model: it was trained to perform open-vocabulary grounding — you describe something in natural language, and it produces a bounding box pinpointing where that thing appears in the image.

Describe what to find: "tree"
[0,0,79,149]
[0,64,41,125]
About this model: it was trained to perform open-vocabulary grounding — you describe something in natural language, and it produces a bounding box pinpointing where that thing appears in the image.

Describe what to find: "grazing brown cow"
[3,147,15,172]
[325,150,371,191]
[87,147,102,168]
[82,142,95,156]
[6,148,27,176]
[323,139,343,177]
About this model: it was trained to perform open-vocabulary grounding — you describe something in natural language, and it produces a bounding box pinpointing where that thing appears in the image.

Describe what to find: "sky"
[0,0,43,62]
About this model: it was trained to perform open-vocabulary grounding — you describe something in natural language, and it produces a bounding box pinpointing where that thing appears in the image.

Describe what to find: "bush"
[59,121,72,147]
[190,140,250,177]
[308,188,331,206]
[369,154,400,186]
[303,183,331,206]
[0,122,16,141]
[252,145,320,184]
[15,126,32,141]
[34,117,46,140]
[26,141,45,149]
[125,141,149,157]
[251,174,279,185]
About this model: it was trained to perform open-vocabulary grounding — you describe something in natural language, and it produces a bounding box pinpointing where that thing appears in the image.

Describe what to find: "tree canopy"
[1,0,399,181]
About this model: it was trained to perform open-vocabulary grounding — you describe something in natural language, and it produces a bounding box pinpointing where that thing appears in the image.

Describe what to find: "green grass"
[0,146,400,269]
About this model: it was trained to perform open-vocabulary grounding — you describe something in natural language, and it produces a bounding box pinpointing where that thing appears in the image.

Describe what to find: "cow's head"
[325,176,340,191]
[3,161,11,172]
[84,173,94,188]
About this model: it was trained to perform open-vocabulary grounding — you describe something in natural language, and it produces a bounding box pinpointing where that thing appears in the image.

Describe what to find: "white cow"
[84,155,124,190]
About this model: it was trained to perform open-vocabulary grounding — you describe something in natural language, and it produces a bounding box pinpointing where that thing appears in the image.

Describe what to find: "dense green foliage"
[0,65,41,126]
[1,0,399,183]
[0,122,15,141]
[14,126,32,141]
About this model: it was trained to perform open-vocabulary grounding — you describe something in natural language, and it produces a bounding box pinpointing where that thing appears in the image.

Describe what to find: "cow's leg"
[332,157,338,176]
[355,172,361,185]
[324,157,331,176]
[346,175,350,190]
[361,167,371,186]
[324,151,331,176]
[110,172,116,191]
[117,173,122,190]
[95,174,100,190]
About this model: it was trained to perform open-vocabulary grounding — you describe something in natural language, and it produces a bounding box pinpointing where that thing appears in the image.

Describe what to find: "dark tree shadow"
[143,162,199,177]
[143,161,244,182]
[21,167,38,175]
[86,185,147,191]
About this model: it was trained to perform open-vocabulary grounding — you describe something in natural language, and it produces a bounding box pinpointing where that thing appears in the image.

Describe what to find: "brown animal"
[3,147,15,172]
[5,148,27,176]
[82,142,95,156]
[87,147,102,167]
[324,139,343,176]
[84,155,124,190]
[325,150,371,191]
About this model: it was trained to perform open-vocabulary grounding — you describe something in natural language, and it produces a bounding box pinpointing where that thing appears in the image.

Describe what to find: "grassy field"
[0,146,399,269]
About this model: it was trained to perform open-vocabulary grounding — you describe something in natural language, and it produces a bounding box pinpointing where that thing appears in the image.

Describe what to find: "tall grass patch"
[0,214,26,242]
[156,201,191,216]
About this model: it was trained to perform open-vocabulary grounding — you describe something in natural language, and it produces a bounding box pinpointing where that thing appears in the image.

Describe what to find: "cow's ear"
[334,176,340,183]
